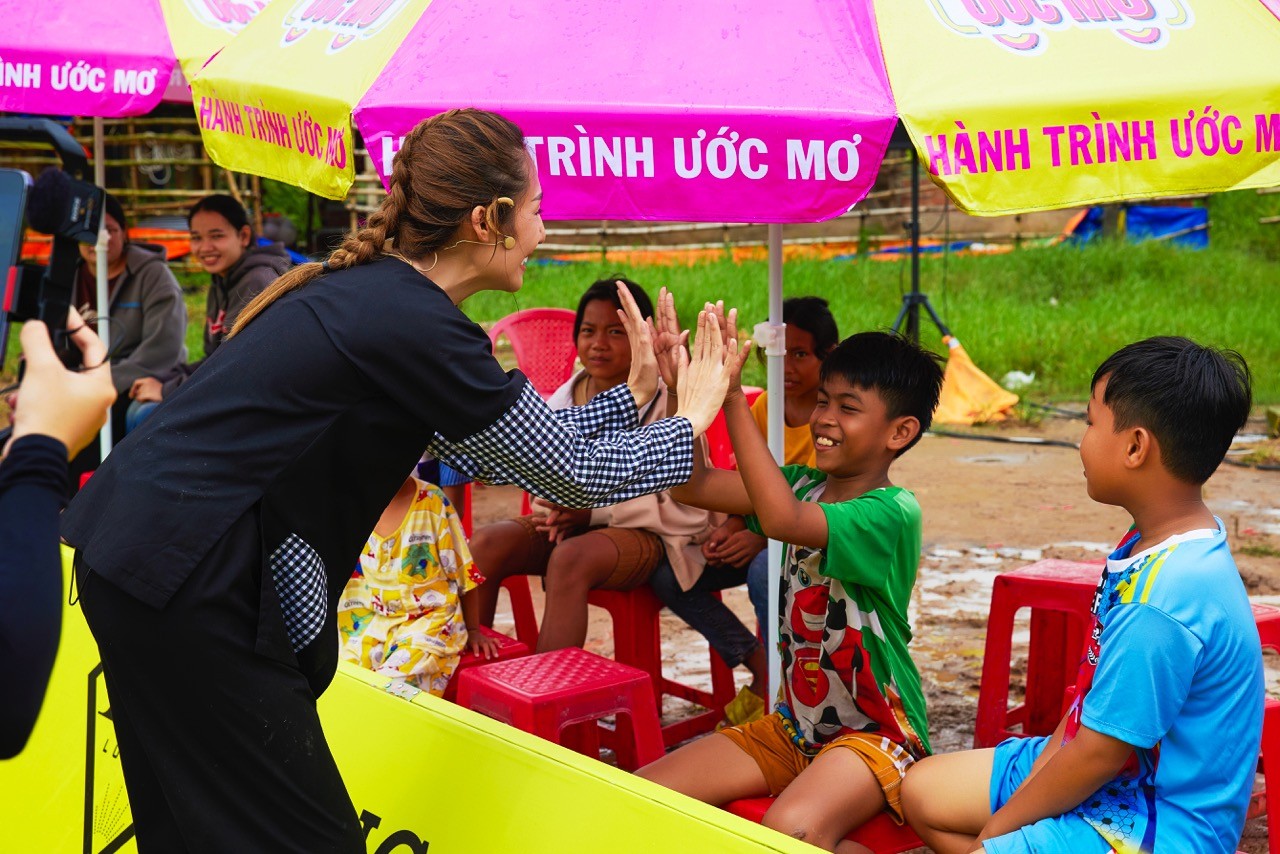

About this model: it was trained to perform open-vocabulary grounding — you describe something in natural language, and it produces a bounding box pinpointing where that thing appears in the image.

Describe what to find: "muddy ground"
[470,414,1280,851]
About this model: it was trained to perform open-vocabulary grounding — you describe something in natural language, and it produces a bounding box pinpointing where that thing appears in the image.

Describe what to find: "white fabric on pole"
[93,117,112,458]
[765,223,784,708]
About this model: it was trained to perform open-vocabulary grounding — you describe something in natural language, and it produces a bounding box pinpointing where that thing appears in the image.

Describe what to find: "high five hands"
[650,288,748,438]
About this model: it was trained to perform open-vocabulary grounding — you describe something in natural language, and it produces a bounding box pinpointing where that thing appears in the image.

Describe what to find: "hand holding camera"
[4,307,114,459]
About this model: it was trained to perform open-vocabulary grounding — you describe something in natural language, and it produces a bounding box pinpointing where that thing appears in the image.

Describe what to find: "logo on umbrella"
[281,0,413,53]
[183,0,269,34]
[925,0,1195,55]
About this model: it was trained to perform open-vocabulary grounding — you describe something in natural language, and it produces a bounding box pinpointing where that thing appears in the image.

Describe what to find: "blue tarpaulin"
[1068,205,1208,249]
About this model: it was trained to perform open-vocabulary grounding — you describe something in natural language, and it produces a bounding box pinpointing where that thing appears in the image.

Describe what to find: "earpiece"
[490,197,516,250]
[443,197,519,252]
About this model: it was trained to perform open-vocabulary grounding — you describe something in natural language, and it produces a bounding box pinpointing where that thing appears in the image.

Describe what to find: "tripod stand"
[890,145,953,344]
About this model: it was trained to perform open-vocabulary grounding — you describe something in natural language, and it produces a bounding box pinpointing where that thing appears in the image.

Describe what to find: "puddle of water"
[956,453,1031,465]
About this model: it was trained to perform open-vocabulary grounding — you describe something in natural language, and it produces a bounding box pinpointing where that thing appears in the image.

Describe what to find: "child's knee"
[761,800,829,845]
[545,540,602,584]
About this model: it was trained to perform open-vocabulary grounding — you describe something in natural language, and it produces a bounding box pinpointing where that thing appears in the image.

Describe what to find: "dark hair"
[573,277,653,339]
[785,296,839,357]
[188,193,251,236]
[103,192,126,238]
[820,331,945,455]
[1092,337,1251,484]
[758,295,841,366]
[231,108,530,336]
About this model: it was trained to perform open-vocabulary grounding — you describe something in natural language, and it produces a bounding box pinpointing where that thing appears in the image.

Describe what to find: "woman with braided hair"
[61,109,736,852]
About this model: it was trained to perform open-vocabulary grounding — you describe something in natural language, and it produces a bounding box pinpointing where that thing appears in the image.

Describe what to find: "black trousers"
[76,508,365,853]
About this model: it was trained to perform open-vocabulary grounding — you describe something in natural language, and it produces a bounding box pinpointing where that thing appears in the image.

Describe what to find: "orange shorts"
[720,712,916,823]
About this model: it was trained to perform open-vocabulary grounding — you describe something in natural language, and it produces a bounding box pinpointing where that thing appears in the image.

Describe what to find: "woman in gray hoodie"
[127,194,292,429]
[74,193,187,441]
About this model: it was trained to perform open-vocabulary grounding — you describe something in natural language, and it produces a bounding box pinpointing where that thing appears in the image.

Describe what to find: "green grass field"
[17,189,1280,405]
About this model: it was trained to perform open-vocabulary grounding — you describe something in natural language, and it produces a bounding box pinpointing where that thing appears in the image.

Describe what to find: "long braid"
[229,109,527,338]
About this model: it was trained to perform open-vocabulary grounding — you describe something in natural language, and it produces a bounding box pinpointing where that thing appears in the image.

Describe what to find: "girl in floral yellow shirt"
[338,476,499,696]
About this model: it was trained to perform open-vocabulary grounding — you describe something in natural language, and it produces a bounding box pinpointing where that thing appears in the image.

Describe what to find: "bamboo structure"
[0,111,258,227]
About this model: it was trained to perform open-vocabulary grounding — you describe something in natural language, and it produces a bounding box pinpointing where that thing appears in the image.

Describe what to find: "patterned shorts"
[720,712,916,823]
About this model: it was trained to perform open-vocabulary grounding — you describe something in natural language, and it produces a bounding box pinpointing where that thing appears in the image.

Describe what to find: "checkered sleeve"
[427,381,693,509]
[269,534,328,653]
[549,383,639,437]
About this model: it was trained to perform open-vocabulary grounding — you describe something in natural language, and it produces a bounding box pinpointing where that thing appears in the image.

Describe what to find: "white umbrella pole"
[765,224,784,709]
[93,116,113,458]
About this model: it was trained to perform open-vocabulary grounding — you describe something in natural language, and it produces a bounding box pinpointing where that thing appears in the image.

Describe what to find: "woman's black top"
[61,257,693,615]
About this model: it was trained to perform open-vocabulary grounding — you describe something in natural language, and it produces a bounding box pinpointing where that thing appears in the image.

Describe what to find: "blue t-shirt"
[1068,519,1263,853]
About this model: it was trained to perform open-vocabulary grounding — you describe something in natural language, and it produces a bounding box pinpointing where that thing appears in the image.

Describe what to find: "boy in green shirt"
[638,294,944,853]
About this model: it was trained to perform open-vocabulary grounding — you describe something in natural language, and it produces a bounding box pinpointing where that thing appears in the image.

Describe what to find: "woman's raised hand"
[650,287,689,393]
[616,281,659,409]
[673,306,738,438]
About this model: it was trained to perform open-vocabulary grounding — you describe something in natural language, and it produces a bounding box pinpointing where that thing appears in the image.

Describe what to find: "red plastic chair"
[457,481,473,537]
[456,647,665,770]
[488,308,578,400]
[1247,603,1280,850]
[441,626,529,702]
[588,585,738,748]
[973,559,1103,748]
[704,385,764,469]
[724,798,922,853]
[500,574,541,648]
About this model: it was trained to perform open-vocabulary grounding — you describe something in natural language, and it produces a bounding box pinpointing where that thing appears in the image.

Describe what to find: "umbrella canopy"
[191,0,898,219]
[0,0,270,117]
[192,0,1280,216]
[877,0,1280,213]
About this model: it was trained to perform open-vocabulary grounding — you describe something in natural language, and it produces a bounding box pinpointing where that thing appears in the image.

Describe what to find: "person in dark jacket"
[126,194,291,430]
[74,193,187,440]
[1,308,114,758]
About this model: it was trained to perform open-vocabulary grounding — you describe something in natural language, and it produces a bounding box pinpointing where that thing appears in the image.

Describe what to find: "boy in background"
[903,337,1261,854]
[639,296,944,853]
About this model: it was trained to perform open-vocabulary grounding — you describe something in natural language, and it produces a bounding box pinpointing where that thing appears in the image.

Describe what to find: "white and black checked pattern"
[549,380,638,437]
[428,381,693,509]
[269,534,327,652]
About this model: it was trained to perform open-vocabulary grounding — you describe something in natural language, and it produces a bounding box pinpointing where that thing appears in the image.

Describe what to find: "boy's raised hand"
[615,280,659,409]
[673,308,735,437]
[650,287,689,392]
[710,301,751,400]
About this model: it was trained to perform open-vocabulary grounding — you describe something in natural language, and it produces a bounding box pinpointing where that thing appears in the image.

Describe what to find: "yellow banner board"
[189,0,432,199]
[875,0,1280,214]
[0,548,809,853]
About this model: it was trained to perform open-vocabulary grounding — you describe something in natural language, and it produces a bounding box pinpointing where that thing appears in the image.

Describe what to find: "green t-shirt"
[748,466,930,757]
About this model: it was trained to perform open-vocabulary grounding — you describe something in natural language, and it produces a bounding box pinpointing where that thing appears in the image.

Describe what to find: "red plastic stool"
[974,559,1103,748]
[725,798,922,853]
[1254,602,1280,651]
[588,585,738,747]
[442,626,529,702]
[1246,602,1280,849]
[1255,698,1280,853]
[456,647,665,771]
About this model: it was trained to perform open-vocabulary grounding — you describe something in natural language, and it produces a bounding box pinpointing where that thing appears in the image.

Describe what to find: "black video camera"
[0,117,106,364]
